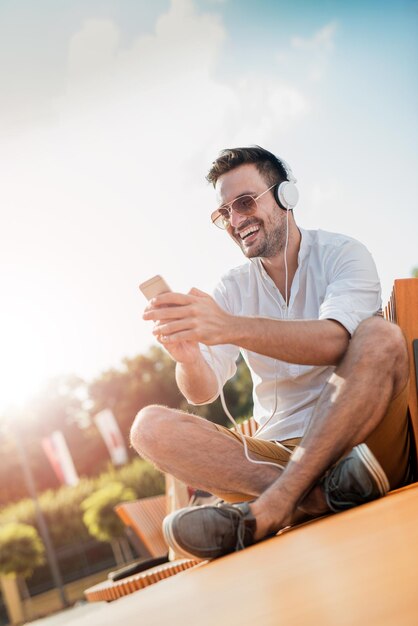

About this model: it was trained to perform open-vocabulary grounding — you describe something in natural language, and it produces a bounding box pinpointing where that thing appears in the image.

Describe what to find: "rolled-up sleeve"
[318,238,382,335]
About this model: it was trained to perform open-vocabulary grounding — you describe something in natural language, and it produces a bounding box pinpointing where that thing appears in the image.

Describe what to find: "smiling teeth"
[240,225,259,239]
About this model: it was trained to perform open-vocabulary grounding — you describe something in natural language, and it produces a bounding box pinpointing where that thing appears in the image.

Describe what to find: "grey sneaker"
[322,443,390,512]
[162,502,256,560]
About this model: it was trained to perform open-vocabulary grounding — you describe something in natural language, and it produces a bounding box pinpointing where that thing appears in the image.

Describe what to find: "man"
[131,146,411,560]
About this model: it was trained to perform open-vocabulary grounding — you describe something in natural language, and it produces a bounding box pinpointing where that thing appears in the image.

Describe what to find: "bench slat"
[115,495,167,558]
[390,279,418,460]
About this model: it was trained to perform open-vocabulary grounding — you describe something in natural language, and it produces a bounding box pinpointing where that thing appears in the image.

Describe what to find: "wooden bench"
[84,494,200,602]
[114,495,168,558]
[83,558,201,603]
[77,482,418,626]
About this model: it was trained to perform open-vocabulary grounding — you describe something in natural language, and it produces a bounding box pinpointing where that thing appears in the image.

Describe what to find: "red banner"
[42,430,79,486]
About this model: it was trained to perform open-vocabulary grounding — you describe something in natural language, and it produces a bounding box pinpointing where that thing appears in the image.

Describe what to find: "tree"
[412,267,418,278]
[0,523,45,579]
[188,355,254,427]
[82,482,136,564]
[0,522,45,624]
[28,375,110,479]
[88,346,182,438]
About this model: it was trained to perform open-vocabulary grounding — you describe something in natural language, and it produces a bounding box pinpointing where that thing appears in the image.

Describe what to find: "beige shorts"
[213,382,411,503]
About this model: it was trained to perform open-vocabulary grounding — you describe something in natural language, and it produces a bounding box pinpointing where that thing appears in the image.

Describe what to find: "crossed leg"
[130,317,410,540]
[131,407,283,499]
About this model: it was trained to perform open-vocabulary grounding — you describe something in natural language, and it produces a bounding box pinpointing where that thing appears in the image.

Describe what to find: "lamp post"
[11,421,70,608]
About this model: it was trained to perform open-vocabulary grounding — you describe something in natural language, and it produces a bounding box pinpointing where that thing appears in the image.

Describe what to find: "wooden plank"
[393,279,418,451]
[84,559,200,603]
[74,483,418,626]
[115,496,167,558]
[235,416,257,437]
[414,340,418,393]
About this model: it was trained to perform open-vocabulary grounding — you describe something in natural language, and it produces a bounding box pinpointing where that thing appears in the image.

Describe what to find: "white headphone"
[273,157,299,211]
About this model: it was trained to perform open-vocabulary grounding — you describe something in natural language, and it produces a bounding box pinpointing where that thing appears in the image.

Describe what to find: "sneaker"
[162,502,257,560]
[322,443,390,512]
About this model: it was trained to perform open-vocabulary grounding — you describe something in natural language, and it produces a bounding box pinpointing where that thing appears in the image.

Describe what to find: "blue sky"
[0,0,417,410]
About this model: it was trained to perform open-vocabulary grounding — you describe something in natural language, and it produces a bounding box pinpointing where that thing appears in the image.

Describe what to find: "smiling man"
[131,146,412,560]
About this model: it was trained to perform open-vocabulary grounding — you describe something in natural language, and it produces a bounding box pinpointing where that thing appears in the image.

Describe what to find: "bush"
[0,523,45,578]
[97,459,165,497]
[82,482,136,542]
[0,459,164,549]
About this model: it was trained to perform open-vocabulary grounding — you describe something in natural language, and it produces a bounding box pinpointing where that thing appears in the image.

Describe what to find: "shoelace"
[232,507,248,552]
[235,516,246,551]
[216,503,253,552]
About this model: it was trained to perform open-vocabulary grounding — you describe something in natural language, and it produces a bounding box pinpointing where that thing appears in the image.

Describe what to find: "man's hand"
[157,338,201,364]
[142,288,222,403]
[143,287,232,347]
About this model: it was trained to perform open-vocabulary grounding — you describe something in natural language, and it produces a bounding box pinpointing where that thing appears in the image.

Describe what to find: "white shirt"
[191,228,382,441]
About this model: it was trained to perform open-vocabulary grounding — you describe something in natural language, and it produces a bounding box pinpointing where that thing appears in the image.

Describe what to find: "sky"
[0,0,417,411]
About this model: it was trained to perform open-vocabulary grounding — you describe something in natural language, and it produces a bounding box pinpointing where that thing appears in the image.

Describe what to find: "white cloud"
[0,0,336,394]
[68,19,121,84]
[291,21,338,52]
[61,1,228,165]
[61,0,313,154]
[278,20,338,83]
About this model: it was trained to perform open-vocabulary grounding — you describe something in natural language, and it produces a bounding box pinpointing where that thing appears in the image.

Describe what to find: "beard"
[238,212,288,259]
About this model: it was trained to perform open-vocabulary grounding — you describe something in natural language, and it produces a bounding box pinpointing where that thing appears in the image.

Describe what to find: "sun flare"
[0,309,50,413]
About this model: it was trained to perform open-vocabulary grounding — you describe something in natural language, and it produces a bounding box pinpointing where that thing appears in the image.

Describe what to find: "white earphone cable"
[207,204,292,471]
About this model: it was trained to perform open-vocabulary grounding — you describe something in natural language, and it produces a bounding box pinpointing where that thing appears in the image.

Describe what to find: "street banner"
[42,430,79,486]
[94,409,128,466]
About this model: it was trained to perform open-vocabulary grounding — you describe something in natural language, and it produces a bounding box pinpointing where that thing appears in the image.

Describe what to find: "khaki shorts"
[213,382,411,503]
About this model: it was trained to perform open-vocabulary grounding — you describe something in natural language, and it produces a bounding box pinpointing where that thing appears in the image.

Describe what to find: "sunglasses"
[211,184,277,230]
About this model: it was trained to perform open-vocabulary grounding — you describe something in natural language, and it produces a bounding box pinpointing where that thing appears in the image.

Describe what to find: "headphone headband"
[276,157,297,184]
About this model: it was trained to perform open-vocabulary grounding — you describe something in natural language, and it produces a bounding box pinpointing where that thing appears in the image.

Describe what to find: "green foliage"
[412,267,418,278]
[186,356,253,426]
[88,346,182,437]
[82,481,136,542]
[0,459,164,548]
[0,522,45,578]
[97,458,165,497]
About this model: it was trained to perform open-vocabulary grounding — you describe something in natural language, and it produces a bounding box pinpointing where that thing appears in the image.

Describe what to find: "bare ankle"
[250,501,293,541]
[298,484,329,516]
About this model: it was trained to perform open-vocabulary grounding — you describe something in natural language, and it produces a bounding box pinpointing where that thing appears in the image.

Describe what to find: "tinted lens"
[218,207,230,220]
[211,195,257,230]
[211,210,228,229]
[231,195,257,215]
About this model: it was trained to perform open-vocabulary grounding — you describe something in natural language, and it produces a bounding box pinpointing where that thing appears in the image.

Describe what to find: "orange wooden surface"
[84,559,200,603]
[115,495,167,557]
[77,484,418,626]
[235,415,258,437]
[393,279,418,444]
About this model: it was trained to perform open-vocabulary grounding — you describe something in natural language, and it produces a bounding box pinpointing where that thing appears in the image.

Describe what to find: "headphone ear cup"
[275,181,299,211]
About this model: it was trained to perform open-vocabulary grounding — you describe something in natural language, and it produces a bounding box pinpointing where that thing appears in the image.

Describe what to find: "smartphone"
[139,275,171,301]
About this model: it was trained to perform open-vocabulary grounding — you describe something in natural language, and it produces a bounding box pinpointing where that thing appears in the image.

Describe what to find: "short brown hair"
[206,146,288,187]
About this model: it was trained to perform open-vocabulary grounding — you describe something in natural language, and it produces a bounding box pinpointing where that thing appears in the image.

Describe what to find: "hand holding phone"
[139,275,201,363]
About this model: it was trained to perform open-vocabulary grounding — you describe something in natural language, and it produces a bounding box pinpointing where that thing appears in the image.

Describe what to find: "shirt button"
[281,304,286,310]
